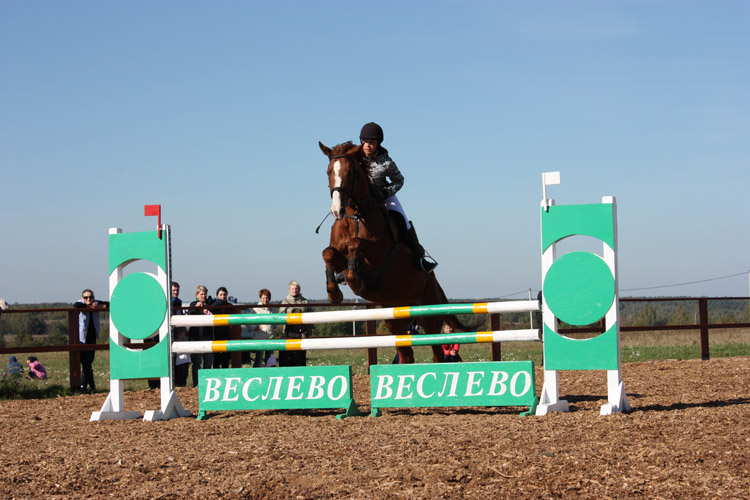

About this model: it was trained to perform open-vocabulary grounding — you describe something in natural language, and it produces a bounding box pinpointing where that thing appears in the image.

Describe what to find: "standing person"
[26,356,48,379]
[171,281,183,315]
[358,121,437,272]
[74,289,109,392]
[170,281,190,387]
[173,327,191,387]
[441,324,461,362]
[188,285,214,387]
[278,281,312,367]
[145,282,181,390]
[146,281,183,389]
[248,289,274,367]
[211,287,232,369]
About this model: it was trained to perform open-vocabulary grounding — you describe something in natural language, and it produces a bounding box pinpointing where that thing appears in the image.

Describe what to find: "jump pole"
[172,328,541,354]
[171,300,540,328]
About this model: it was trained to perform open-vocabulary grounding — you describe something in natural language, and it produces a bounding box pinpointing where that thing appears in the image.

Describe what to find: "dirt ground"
[1,357,749,500]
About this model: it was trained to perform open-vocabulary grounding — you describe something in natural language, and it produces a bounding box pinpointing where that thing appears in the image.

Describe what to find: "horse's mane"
[331,141,370,175]
[330,141,355,156]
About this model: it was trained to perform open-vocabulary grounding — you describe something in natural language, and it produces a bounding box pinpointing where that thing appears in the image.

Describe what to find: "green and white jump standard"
[537,170,630,415]
[91,225,190,422]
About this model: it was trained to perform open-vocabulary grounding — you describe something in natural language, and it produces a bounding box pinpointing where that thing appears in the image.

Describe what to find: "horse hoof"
[328,290,343,304]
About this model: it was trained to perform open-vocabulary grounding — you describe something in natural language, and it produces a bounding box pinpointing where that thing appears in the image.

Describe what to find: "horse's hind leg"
[386,319,415,364]
[397,346,414,364]
[322,246,346,304]
[420,317,446,363]
[431,344,444,363]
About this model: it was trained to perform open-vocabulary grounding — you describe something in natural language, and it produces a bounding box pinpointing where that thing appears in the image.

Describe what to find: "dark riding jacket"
[365,147,404,199]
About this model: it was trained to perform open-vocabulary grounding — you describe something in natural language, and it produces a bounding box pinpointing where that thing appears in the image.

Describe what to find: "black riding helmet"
[359,122,384,143]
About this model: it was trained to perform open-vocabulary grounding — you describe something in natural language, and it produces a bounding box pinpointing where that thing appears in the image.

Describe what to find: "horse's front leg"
[322,246,346,304]
[345,238,364,295]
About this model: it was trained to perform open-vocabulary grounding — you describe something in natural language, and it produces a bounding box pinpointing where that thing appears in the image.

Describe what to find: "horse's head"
[319,141,365,220]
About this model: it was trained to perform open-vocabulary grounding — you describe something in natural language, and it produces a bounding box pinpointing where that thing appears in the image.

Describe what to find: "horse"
[319,141,466,363]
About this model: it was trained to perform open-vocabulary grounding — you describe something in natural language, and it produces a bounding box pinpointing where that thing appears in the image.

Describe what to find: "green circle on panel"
[543,251,615,326]
[111,273,167,340]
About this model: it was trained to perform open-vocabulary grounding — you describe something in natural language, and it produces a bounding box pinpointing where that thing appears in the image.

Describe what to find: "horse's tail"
[433,278,472,333]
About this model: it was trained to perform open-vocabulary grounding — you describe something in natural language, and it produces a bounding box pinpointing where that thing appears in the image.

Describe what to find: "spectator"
[26,356,48,380]
[170,282,190,386]
[441,324,461,362]
[211,287,232,369]
[248,288,274,367]
[173,327,190,387]
[147,281,187,390]
[74,289,109,392]
[188,285,214,387]
[171,281,183,315]
[278,281,312,367]
[4,356,24,378]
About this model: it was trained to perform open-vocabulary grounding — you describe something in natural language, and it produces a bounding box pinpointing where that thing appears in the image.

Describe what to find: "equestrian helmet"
[359,122,384,143]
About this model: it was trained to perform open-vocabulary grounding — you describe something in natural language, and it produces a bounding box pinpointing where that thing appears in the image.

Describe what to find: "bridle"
[327,153,379,237]
[328,154,358,203]
[328,154,378,209]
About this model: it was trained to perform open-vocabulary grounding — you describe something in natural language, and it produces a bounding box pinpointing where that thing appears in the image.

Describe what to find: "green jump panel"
[110,336,170,380]
[197,365,362,420]
[108,230,166,273]
[541,203,614,252]
[370,361,538,417]
[543,324,619,370]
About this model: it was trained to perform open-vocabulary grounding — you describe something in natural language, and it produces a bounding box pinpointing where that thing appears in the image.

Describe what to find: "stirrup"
[334,271,347,284]
[419,257,438,273]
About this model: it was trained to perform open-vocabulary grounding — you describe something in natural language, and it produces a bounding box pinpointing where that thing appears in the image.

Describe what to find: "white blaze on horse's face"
[330,159,345,220]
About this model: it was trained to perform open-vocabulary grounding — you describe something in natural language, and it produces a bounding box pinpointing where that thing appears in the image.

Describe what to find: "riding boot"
[406,223,438,273]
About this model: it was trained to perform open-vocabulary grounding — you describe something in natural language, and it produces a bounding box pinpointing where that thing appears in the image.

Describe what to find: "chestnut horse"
[319,141,465,363]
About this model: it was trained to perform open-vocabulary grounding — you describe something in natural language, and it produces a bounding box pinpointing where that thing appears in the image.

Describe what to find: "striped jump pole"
[172,328,541,354]
[171,299,541,328]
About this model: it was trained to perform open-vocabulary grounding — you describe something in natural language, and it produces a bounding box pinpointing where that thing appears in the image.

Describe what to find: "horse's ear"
[345,144,362,156]
[319,142,332,157]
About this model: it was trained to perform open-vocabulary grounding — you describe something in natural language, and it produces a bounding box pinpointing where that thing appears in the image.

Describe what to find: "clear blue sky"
[1,1,748,304]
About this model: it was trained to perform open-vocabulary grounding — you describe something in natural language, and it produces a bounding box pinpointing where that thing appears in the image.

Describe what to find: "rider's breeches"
[384,195,412,230]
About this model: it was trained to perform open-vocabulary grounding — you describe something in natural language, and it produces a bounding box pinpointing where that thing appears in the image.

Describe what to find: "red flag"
[144,205,161,217]
[144,205,162,239]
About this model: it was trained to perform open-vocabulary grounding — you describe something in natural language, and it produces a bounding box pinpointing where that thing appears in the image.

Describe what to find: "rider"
[358,122,437,273]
